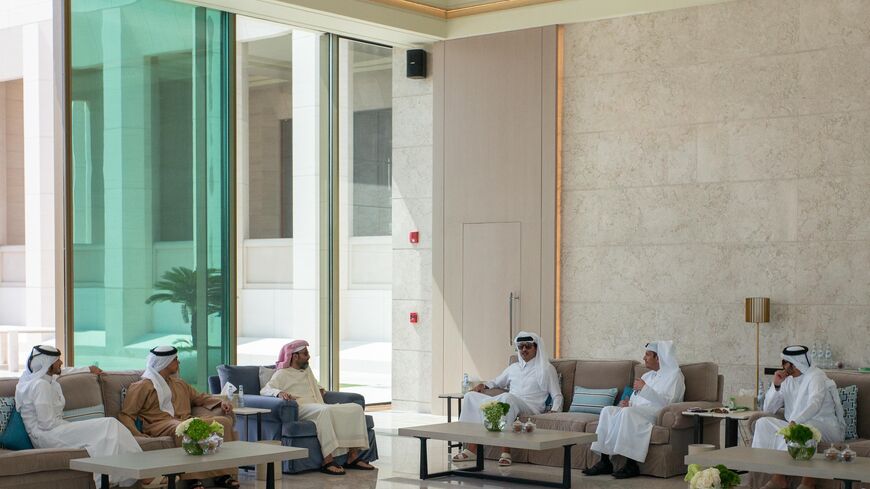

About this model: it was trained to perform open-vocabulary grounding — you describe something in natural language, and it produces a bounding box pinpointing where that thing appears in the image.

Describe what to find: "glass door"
[337,39,392,404]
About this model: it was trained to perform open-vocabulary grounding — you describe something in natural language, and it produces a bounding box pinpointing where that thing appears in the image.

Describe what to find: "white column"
[235,42,250,339]
[291,31,321,360]
[22,20,58,332]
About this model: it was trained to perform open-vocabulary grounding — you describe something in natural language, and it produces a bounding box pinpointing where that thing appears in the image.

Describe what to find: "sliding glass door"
[68,0,233,389]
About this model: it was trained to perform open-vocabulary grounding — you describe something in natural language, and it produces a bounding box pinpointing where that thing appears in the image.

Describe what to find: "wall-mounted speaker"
[406,49,427,79]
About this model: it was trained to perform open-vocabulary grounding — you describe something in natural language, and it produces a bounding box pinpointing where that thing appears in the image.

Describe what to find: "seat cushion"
[531,412,598,433]
[0,447,89,476]
[584,419,669,445]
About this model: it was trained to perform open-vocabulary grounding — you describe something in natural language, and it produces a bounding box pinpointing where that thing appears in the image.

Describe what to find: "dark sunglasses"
[517,342,537,351]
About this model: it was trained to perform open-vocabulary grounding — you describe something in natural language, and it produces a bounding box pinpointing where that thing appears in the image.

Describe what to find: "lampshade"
[745,297,770,324]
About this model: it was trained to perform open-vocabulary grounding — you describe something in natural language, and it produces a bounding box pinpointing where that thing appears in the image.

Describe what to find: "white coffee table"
[70,440,307,489]
[686,446,870,489]
[398,422,596,489]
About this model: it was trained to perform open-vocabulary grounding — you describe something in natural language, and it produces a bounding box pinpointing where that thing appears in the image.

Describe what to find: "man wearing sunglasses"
[452,331,562,467]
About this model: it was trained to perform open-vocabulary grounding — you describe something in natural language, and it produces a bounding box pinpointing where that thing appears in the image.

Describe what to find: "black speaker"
[406,49,427,79]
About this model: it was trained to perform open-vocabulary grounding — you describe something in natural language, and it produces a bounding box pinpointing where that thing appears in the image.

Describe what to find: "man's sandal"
[343,457,375,470]
[214,475,241,488]
[319,461,346,475]
[452,449,476,462]
[187,480,205,489]
[498,452,512,466]
[140,476,168,489]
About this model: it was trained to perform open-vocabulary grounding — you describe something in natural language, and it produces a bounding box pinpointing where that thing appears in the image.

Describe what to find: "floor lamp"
[745,297,770,407]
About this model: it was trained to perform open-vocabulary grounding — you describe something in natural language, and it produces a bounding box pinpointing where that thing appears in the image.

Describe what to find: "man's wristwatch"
[774,384,781,391]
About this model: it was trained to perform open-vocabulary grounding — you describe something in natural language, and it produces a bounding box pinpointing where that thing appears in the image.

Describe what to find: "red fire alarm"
[409,231,419,244]
[410,312,418,324]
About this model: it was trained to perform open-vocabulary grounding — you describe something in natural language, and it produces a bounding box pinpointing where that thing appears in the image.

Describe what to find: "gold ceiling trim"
[369,0,559,20]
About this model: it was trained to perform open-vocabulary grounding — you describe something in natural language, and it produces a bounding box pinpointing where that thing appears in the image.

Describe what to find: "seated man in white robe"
[584,340,685,479]
[15,345,145,488]
[453,331,563,467]
[261,340,372,476]
[753,345,846,489]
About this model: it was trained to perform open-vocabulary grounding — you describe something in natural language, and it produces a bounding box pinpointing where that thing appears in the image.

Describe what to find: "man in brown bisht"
[119,346,240,489]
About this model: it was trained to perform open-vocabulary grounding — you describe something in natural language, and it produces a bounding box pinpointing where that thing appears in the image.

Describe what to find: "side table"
[234,407,272,442]
[682,410,762,448]
[438,393,465,453]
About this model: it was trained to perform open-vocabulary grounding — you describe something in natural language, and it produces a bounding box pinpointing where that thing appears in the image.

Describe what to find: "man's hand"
[278,391,297,401]
[319,387,326,397]
[221,401,233,413]
[89,366,103,374]
[773,369,788,387]
[472,383,486,393]
[618,399,629,407]
[633,379,646,392]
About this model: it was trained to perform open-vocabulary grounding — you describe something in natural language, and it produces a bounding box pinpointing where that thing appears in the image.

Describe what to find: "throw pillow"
[838,384,858,440]
[0,397,15,433]
[0,410,34,450]
[569,386,618,414]
[62,404,105,423]
[619,386,634,404]
[216,364,261,396]
[259,366,276,390]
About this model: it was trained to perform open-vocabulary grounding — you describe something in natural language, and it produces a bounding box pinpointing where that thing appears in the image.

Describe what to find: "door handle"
[509,292,520,346]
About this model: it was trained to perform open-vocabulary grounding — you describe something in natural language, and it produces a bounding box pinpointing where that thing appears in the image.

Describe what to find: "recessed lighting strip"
[368,0,559,20]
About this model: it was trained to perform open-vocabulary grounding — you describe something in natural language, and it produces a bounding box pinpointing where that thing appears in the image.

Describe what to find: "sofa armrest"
[240,394,299,423]
[657,401,724,430]
[0,448,89,476]
[323,391,365,408]
[192,405,225,418]
[748,410,785,434]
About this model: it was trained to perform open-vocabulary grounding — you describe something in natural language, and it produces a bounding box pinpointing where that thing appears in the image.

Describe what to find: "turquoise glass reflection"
[70,0,233,389]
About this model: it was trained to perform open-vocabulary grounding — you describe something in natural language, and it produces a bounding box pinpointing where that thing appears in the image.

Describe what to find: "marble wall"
[391,48,434,412]
[560,0,870,399]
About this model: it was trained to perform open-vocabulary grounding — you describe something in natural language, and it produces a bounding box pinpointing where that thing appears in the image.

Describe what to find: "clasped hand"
[278,391,297,401]
[633,378,646,392]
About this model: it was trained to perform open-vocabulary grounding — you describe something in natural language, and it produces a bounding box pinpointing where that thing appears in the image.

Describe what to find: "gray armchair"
[208,365,377,473]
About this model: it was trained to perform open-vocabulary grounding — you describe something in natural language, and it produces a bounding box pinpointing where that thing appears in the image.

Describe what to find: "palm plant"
[145,267,223,344]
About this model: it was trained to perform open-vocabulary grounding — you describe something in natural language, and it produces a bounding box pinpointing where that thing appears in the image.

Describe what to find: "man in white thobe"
[584,340,685,479]
[753,345,846,489]
[261,340,372,476]
[15,345,143,488]
[453,331,563,467]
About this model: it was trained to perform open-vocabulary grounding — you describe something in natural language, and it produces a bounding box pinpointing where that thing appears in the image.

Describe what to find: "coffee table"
[686,446,870,489]
[70,441,307,489]
[682,409,762,447]
[398,422,596,488]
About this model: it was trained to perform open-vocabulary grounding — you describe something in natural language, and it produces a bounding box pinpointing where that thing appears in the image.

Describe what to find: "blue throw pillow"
[216,364,261,395]
[569,386,618,414]
[0,410,34,450]
[838,385,858,440]
[619,386,634,403]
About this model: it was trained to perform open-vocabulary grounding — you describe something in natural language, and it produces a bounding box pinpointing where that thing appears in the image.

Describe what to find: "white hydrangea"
[689,467,722,489]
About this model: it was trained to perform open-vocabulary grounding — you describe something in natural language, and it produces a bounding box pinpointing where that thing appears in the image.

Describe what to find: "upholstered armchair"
[208,365,378,473]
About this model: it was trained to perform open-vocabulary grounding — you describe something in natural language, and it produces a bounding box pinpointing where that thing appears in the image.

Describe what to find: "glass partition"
[69,0,233,389]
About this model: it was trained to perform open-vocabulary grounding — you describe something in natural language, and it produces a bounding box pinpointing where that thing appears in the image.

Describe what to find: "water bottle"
[824,343,833,370]
[238,385,245,408]
[462,373,470,394]
[757,379,765,410]
[810,342,818,367]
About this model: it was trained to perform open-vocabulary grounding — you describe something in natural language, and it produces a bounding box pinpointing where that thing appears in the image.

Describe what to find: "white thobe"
[261,367,369,457]
[459,361,563,424]
[16,370,142,487]
[752,369,845,451]
[590,368,685,462]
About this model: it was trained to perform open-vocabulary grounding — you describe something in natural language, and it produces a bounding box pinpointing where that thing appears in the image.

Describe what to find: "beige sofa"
[0,370,225,489]
[482,358,724,478]
[749,370,870,489]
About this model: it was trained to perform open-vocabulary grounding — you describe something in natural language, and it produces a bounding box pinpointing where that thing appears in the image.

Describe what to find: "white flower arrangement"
[688,467,721,489]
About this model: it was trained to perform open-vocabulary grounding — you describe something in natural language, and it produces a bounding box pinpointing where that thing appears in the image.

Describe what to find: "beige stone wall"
[248,82,292,239]
[561,0,870,399]
[2,79,24,245]
[392,48,434,413]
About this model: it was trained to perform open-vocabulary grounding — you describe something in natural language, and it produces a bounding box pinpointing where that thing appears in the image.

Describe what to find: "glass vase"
[182,435,204,456]
[786,439,817,461]
[483,416,506,432]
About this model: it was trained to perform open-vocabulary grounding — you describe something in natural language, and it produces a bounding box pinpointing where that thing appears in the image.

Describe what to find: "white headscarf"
[142,346,178,417]
[15,345,61,407]
[781,345,812,373]
[514,331,553,387]
[645,340,680,373]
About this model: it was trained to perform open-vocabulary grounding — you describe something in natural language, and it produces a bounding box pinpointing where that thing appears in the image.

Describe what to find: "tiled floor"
[230,411,692,489]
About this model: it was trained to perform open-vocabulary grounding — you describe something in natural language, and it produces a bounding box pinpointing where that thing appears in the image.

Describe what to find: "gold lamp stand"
[745,297,770,409]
